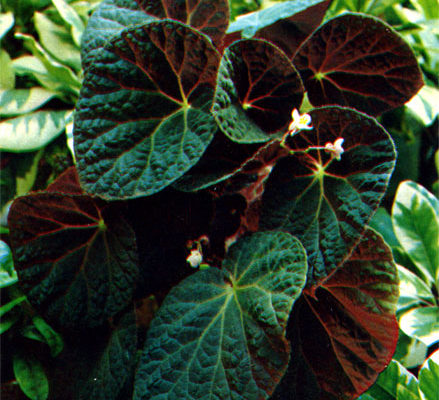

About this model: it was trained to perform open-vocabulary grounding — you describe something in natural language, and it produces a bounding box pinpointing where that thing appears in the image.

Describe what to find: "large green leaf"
[0,88,56,116]
[74,20,220,199]
[357,360,420,400]
[0,110,70,152]
[392,181,439,286]
[0,240,17,288]
[399,306,439,346]
[293,13,423,116]
[0,49,15,89]
[212,39,304,143]
[261,106,396,289]
[273,229,400,400]
[81,0,229,69]
[134,231,307,400]
[7,170,139,328]
[0,11,14,39]
[51,0,85,47]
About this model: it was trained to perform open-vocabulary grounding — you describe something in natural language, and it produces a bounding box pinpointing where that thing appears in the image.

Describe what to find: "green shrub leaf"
[399,306,439,346]
[0,110,70,152]
[419,351,439,400]
[212,39,304,143]
[74,20,220,199]
[134,231,307,400]
[392,181,439,286]
[13,352,49,400]
[261,106,396,288]
[0,88,56,116]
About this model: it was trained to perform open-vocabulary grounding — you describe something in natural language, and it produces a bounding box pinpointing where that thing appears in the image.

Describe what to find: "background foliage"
[1,0,438,399]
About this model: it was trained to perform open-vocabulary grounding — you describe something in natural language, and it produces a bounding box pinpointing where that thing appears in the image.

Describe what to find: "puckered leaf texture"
[261,106,396,289]
[271,229,399,400]
[74,20,220,199]
[293,13,423,116]
[8,170,138,329]
[134,231,307,400]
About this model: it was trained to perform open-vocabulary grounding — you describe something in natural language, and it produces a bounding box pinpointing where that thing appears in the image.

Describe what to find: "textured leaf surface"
[134,231,307,400]
[261,106,396,288]
[272,229,399,400]
[226,0,330,58]
[8,187,138,328]
[0,110,70,152]
[392,181,439,286]
[81,0,229,69]
[74,20,220,199]
[212,39,304,143]
[293,13,423,116]
[48,308,137,400]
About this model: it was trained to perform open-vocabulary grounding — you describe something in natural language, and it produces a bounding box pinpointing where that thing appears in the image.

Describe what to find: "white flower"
[186,249,203,268]
[325,138,345,160]
[288,109,313,134]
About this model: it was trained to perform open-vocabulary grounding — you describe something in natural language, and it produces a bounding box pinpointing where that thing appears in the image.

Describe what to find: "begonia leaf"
[81,0,229,69]
[46,166,84,196]
[7,184,138,329]
[74,20,220,199]
[134,231,307,400]
[226,0,331,58]
[48,308,137,400]
[261,106,396,289]
[173,132,262,192]
[212,39,304,143]
[293,13,423,116]
[272,229,399,400]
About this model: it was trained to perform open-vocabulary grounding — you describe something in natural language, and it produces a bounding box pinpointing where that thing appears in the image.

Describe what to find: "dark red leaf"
[271,229,399,400]
[8,191,138,329]
[293,13,423,116]
[46,166,83,195]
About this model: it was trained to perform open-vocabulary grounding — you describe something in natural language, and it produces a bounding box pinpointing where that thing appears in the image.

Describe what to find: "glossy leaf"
[392,181,439,286]
[399,306,439,346]
[0,240,17,288]
[0,12,14,39]
[419,351,439,400]
[273,229,399,400]
[0,110,70,152]
[34,12,81,71]
[212,39,304,143]
[8,187,138,328]
[226,0,330,58]
[134,231,307,400]
[81,0,229,69]
[293,13,423,116]
[261,106,396,288]
[0,88,56,116]
[357,360,420,400]
[51,0,85,47]
[74,20,220,199]
[397,265,435,313]
[13,352,49,400]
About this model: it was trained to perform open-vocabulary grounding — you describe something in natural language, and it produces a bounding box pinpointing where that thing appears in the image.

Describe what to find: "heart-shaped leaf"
[212,39,304,143]
[7,184,138,329]
[261,106,396,289]
[226,0,331,58]
[134,231,307,400]
[293,13,423,116]
[74,20,220,199]
[271,229,399,400]
[81,0,229,69]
